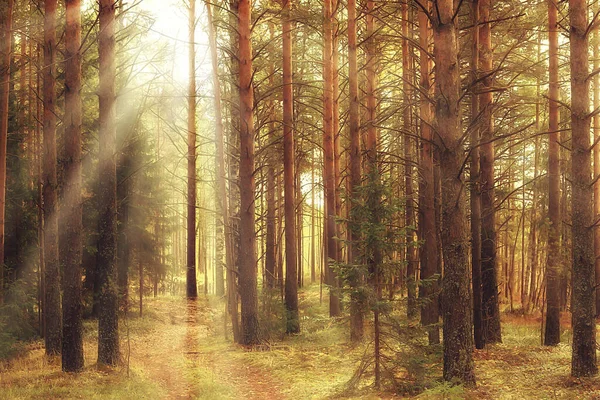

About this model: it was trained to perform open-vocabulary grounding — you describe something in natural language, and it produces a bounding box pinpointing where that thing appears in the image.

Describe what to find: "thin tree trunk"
[42,0,61,356]
[544,0,561,347]
[61,0,84,373]
[433,0,476,385]
[478,0,501,344]
[323,0,340,317]
[569,0,597,378]
[282,0,299,334]
[238,0,260,345]
[97,0,119,367]
[593,0,600,318]
[347,0,363,342]
[403,1,417,320]
[418,1,439,346]
[0,0,13,299]
[186,0,198,299]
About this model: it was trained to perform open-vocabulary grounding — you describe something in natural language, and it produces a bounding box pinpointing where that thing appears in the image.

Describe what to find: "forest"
[2,0,600,398]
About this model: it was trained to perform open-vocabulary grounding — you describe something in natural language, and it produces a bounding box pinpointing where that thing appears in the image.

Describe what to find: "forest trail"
[132,297,286,400]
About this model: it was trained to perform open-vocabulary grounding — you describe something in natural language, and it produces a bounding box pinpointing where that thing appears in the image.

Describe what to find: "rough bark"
[282,0,299,334]
[0,0,13,296]
[569,0,597,378]
[62,0,84,372]
[186,0,198,299]
[544,0,561,347]
[238,0,260,345]
[418,1,439,345]
[478,0,501,345]
[432,0,476,385]
[97,0,119,367]
[43,0,61,356]
[323,0,340,317]
[347,0,363,342]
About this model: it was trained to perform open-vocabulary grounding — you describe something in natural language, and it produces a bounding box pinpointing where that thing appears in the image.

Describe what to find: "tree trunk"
[418,1,439,346]
[403,0,417,320]
[432,0,476,385]
[186,0,198,299]
[347,0,363,342]
[97,0,119,367]
[544,0,561,347]
[593,0,600,319]
[478,0,501,345]
[469,0,483,350]
[237,0,260,345]
[569,0,597,378]
[61,0,84,373]
[282,0,299,334]
[206,0,229,298]
[323,0,340,317]
[42,0,61,356]
[0,0,13,299]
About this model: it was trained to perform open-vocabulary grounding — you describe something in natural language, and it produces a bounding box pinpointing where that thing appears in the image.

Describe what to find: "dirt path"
[135,298,285,400]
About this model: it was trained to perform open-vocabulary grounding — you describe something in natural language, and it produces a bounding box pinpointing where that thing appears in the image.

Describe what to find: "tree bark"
[238,0,260,345]
[42,0,61,356]
[62,0,84,372]
[0,0,13,299]
[569,0,597,378]
[186,0,198,299]
[432,0,476,385]
[347,0,363,342]
[282,0,299,334]
[418,1,439,345]
[544,0,561,347]
[478,0,501,345]
[97,0,119,367]
[469,0,483,350]
[323,0,340,317]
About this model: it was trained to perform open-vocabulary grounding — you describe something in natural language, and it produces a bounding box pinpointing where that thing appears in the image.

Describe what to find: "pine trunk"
[433,0,476,385]
[569,0,597,378]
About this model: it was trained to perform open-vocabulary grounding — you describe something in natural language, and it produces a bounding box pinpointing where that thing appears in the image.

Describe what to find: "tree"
[544,0,561,347]
[478,0,501,345]
[237,0,260,345]
[432,0,476,385]
[97,0,119,367]
[186,0,198,299]
[347,0,363,342]
[323,0,340,317]
[42,0,61,356]
[0,0,13,296]
[418,0,439,346]
[469,0,483,350]
[62,0,85,372]
[568,0,597,378]
[282,0,299,334]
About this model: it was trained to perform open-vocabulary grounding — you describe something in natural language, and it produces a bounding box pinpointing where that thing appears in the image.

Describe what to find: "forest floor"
[1,285,600,399]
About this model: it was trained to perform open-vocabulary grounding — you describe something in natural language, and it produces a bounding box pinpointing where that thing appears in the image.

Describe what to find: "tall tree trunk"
[0,0,13,298]
[237,0,260,345]
[347,0,363,342]
[469,0,483,350]
[206,0,229,298]
[594,0,600,319]
[569,0,597,378]
[544,0,561,347]
[97,0,119,367]
[282,0,299,334]
[62,0,84,372]
[478,0,501,344]
[433,0,476,385]
[323,0,340,317]
[403,0,417,320]
[42,0,61,356]
[418,1,439,346]
[186,0,198,299]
